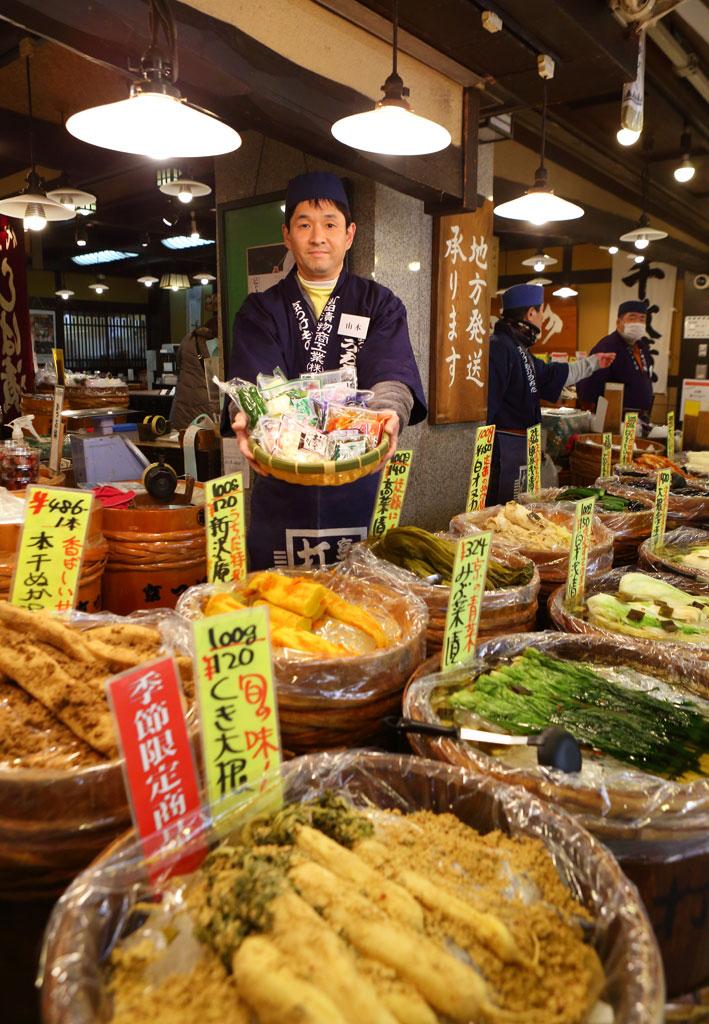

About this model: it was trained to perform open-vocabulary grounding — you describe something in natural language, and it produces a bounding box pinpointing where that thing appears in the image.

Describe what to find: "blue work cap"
[285,172,350,215]
[501,283,544,311]
[618,299,648,317]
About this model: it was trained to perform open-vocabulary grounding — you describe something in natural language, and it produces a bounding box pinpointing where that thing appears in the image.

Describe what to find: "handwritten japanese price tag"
[651,468,672,548]
[193,606,282,822]
[619,413,638,467]
[565,497,597,609]
[600,432,613,479]
[666,412,675,461]
[370,450,413,537]
[205,472,247,584]
[106,656,206,883]
[49,385,65,474]
[10,485,92,611]
[442,532,492,671]
[526,424,542,495]
[466,424,495,512]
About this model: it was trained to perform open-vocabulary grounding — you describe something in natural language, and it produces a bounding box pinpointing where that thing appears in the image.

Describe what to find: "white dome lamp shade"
[193,271,216,286]
[65,1,241,160]
[138,275,160,288]
[619,214,667,251]
[527,277,552,286]
[89,280,109,295]
[552,284,578,298]
[157,169,212,204]
[522,250,558,272]
[46,187,97,216]
[331,1,451,156]
[55,287,75,300]
[494,82,584,226]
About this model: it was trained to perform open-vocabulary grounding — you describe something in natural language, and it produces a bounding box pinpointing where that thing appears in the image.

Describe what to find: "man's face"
[282,200,356,281]
[616,312,647,335]
[526,305,544,330]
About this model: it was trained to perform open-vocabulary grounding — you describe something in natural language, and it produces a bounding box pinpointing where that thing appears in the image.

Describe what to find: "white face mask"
[620,322,646,342]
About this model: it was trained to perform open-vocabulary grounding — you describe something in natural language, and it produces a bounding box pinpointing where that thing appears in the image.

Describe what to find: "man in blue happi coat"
[487,283,616,504]
[576,299,655,419]
[224,171,426,570]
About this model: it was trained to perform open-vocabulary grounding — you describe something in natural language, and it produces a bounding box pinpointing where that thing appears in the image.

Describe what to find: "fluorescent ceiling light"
[161,235,214,250]
[72,249,139,266]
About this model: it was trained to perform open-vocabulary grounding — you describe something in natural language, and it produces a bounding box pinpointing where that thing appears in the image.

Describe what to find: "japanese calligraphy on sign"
[442,532,493,671]
[466,424,495,512]
[600,432,613,480]
[49,385,65,474]
[526,424,542,495]
[651,469,671,548]
[193,606,282,821]
[205,472,247,584]
[666,412,675,461]
[370,450,413,537]
[565,497,597,609]
[107,656,205,882]
[0,216,34,423]
[620,412,638,466]
[430,202,492,424]
[10,486,92,610]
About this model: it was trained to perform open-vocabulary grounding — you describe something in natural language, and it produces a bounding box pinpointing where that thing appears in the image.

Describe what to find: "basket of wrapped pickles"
[344,527,539,654]
[610,456,709,525]
[176,568,426,752]
[215,367,391,486]
[639,526,709,582]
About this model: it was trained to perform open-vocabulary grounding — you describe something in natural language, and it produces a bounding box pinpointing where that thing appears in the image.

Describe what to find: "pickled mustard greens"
[447,648,709,778]
[586,573,709,643]
[556,486,646,513]
[370,526,534,589]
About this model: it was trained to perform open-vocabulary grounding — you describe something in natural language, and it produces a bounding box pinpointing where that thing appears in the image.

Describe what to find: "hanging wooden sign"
[429,202,492,424]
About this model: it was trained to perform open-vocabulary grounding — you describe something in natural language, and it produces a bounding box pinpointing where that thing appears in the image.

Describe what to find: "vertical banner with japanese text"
[609,253,676,394]
[466,424,495,512]
[429,202,492,423]
[107,656,205,883]
[442,532,493,671]
[370,450,413,537]
[10,486,92,610]
[0,216,34,423]
[193,606,282,823]
[205,472,247,583]
[565,497,597,608]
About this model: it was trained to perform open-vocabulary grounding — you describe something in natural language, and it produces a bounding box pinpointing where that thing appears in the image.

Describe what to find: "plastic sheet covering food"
[607,472,709,525]
[403,632,708,840]
[541,407,593,466]
[548,566,709,652]
[518,487,654,566]
[639,526,709,582]
[0,608,194,900]
[176,568,427,752]
[342,541,539,653]
[39,750,664,1024]
[449,502,614,599]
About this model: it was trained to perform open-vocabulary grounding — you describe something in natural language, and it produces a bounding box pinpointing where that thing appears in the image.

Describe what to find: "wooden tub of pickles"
[41,750,664,1024]
[176,569,426,752]
[402,631,709,996]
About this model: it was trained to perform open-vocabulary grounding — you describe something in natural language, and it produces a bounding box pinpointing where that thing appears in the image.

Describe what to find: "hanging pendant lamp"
[331,0,451,156]
[521,249,558,272]
[494,82,583,225]
[0,57,76,231]
[65,0,241,159]
[46,187,97,216]
[618,164,667,250]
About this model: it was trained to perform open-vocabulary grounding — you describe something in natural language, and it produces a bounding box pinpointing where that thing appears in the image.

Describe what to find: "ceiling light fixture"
[157,168,212,203]
[46,187,97,216]
[633,254,645,264]
[193,271,216,285]
[161,234,214,250]
[0,54,76,232]
[89,279,109,295]
[527,276,552,286]
[140,232,150,248]
[160,272,190,291]
[673,130,696,183]
[617,31,644,149]
[75,220,88,247]
[616,127,641,147]
[619,213,667,250]
[494,82,583,225]
[552,284,578,298]
[330,0,450,155]
[72,249,138,266]
[607,245,619,255]
[65,0,241,159]
[55,287,74,300]
[522,250,558,272]
[189,212,200,241]
[138,275,160,288]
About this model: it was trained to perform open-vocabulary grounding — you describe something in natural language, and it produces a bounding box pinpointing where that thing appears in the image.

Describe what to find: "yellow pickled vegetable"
[245,572,328,619]
[252,599,312,631]
[203,592,247,617]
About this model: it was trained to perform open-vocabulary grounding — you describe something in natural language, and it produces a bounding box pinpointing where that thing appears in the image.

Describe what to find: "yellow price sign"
[600,432,613,479]
[651,469,672,548]
[619,413,638,466]
[466,424,495,513]
[565,497,597,609]
[193,606,282,821]
[666,412,675,461]
[526,423,542,495]
[442,532,492,671]
[370,450,413,537]
[205,472,247,583]
[10,486,92,611]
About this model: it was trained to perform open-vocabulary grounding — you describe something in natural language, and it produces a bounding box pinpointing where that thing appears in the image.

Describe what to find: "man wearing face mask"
[576,300,654,419]
[487,284,616,504]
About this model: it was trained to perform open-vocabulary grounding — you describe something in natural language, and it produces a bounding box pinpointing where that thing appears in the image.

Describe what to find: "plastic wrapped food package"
[606,473,709,526]
[176,568,427,752]
[638,526,709,581]
[0,607,194,899]
[40,750,664,1024]
[548,566,709,651]
[518,487,654,566]
[342,541,540,654]
[540,407,593,466]
[450,502,614,600]
[568,433,663,487]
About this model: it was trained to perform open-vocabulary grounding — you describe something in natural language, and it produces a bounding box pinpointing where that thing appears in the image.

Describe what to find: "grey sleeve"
[368,380,415,431]
[565,354,601,387]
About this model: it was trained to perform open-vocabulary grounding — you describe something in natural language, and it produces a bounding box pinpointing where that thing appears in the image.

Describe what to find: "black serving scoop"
[387,716,582,774]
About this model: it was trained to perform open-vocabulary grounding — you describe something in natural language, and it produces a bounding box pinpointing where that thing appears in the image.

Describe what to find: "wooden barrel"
[569,433,663,486]
[100,501,207,615]
[402,632,709,997]
[21,392,128,435]
[0,501,107,613]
